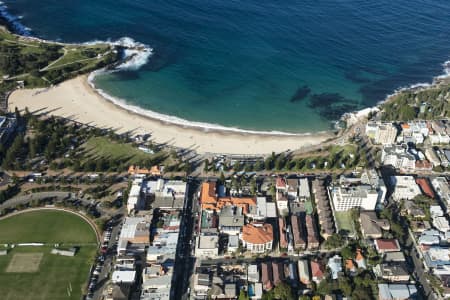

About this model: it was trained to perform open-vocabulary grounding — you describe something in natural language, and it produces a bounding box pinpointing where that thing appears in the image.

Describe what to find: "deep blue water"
[2,0,450,132]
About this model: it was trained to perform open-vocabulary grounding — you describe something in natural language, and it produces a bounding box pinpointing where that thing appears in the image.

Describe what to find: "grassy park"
[0,210,98,300]
[334,211,356,237]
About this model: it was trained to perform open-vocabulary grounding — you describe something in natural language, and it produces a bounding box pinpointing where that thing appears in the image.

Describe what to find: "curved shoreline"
[8,75,336,155]
[87,70,331,137]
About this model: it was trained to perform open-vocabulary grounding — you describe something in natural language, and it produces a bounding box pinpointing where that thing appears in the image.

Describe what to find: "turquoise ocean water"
[2,0,450,133]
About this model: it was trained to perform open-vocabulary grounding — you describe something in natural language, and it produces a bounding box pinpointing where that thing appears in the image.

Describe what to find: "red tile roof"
[415,178,435,199]
[242,224,273,245]
[276,177,286,188]
[278,218,288,248]
[310,260,324,278]
[375,239,400,252]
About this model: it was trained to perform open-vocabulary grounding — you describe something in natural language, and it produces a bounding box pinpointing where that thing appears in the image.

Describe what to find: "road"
[379,170,438,300]
[171,178,196,300]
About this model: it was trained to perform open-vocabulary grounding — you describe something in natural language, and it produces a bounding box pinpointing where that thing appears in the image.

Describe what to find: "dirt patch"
[6,252,43,273]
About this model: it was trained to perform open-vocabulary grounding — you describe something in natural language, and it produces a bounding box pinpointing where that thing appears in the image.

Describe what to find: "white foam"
[0,2,31,36]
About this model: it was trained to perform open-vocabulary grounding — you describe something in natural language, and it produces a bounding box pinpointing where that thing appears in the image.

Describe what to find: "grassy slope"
[83,136,167,165]
[0,210,97,244]
[0,210,97,299]
[0,28,117,93]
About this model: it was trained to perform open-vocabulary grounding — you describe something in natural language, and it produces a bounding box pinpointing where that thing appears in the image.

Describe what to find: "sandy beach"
[8,76,334,155]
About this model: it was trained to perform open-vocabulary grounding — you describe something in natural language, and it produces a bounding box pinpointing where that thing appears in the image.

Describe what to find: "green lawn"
[0,246,97,300]
[0,210,98,299]
[83,136,167,165]
[0,210,97,244]
[334,211,356,237]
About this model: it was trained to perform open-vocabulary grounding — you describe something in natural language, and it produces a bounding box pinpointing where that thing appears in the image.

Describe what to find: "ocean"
[2,0,450,133]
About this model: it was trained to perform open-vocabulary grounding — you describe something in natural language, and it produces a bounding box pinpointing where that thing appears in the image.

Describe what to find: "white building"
[195,234,219,258]
[240,224,273,253]
[299,178,311,200]
[425,148,441,167]
[433,216,450,233]
[112,270,136,284]
[117,217,150,255]
[366,122,398,145]
[298,260,311,285]
[331,185,378,211]
[276,192,289,216]
[127,178,145,214]
[390,176,422,202]
[432,177,450,213]
[381,145,416,171]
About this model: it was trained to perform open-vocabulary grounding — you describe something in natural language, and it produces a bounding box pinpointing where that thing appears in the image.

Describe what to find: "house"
[378,284,417,300]
[112,271,136,284]
[305,215,320,250]
[227,235,239,253]
[374,239,401,254]
[117,217,151,255]
[314,179,336,239]
[240,224,273,253]
[261,262,273,291]
[272,262,284,286]
[286,179,299,201]
[403,200,426,219]
[128,165,162,176]
[415,178,435,199]
[278,217,288,249]
[200,181,256,214]
[345,259,356,274]
[359,211,390,239]
[194,273,211,296]
[327,255,343,280]
[390,176,422,202]
[218,206,244,235]
[248,197,277,220]
[418,229,441,246]
[298,260,310,285]
[127,178,145,214]
[379,263,410,282]
[355,249,366,269]
[299,178,311,200]
[410,220,431,233]
[432,177,450,213]
[383,252,406,263]
[423,247,450,270]
[310,260,325,283]
[425,147,441,166]
[276,192,289,216]
[276,177,287,191]
[247,264,259,282]
[433,216,450,233]
[195,234,219,258]
[291,215,306,250]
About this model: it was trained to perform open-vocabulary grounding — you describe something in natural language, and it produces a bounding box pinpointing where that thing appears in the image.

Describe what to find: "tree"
[324,233,345,249]
[273,282,294,300]
[338,277,352,297]
[238,290,249,300]
[203,159,209,172]
[219,172,226,185]
[340,246,353,260]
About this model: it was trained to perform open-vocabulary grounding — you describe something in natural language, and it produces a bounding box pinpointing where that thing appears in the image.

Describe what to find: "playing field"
[0,210,98,300]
